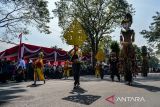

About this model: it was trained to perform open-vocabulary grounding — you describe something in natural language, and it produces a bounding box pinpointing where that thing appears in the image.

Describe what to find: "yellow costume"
[63,60,70,78]
[95,63,100,78]
[33,52,45,85]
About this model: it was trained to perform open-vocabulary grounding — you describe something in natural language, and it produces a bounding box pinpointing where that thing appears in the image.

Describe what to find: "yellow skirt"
[95,70,100,77]
[63,69,70,77]
[34,68,45,81]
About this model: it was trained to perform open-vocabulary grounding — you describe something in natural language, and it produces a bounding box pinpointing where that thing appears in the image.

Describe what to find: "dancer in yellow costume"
[33,52,45,85]
[63,60,70,79]
[95,62,100,78]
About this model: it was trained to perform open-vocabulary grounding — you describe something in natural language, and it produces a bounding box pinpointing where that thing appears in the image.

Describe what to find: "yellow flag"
[64,19,87,45]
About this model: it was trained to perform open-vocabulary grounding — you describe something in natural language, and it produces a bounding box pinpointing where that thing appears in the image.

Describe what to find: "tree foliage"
[149,56,159,68]
[141,12,160,51]
[0,0,51,40]
[133,44,142,61]
[99,35,112,50]
[110,41,120,55]
[80,41,92,55]
[51,45,62,50]
[81,35,111,56]
[53,0,134,66]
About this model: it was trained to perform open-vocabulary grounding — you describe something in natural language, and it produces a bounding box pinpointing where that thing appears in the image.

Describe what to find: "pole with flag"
[19,33,22,44]
[18,33,23,59]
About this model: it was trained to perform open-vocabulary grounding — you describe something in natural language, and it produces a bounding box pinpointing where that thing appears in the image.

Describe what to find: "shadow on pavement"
[0,82,22,87]
[62,94,101,105]
[27,84,43,87]
[0,88,26,106]
[0,101,7,105]
[69,87,87,94]
[134,76,160,82]
[63,87,101,105]
[132,82,160,92]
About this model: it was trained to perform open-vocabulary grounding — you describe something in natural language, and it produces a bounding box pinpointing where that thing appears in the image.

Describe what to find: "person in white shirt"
[18,57,26,69]
[18,57,26,81]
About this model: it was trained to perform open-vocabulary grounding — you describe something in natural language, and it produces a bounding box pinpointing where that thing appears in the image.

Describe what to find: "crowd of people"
[0,45,156,87]
[0,52,154,84]
[0,57,66,83]
[0,55,108,84]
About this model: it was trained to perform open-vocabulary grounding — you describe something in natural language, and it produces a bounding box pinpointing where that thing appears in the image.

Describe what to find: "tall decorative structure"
[120,13,135,85]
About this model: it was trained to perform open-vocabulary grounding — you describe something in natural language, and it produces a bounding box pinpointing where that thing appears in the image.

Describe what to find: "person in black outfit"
[26,59,34,80]
[109,52,120,82]
[99,62,104,79]
[70,45,81,89]
[0,58,8,83]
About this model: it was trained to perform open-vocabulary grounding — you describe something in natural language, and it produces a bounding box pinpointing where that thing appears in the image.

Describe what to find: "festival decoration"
[0,43,68,61]
[63,19,87,46]
[120,13,135,85]
[95,49,105,61]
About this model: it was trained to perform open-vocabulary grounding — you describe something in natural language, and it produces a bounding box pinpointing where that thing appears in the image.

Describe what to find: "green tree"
[141,12,160,53]
[80,41,92,56]
[0,0,51,40]
[110,41,120,57]
[53,0,134,67]
[51,45,63,50]
[99,35,112,50]
[156,44,160,54]
[133,44,142,63]
[149,56,159,69]
[81,35,111,56]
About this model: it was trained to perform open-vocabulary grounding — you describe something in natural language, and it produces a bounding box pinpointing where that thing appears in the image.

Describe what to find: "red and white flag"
[18,33,22,39]
[18,33,23,59]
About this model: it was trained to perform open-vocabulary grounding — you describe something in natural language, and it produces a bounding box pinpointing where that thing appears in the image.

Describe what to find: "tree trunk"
[91,51,96,71]
[91,39,97,72]
[91,45,95,66]
[91,37,99,72]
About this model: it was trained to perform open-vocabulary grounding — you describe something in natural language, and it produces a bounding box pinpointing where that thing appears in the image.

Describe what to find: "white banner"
[43,51,55,56]
[0,52,5,58]
[57,51,67,57]
[24,45,41,53]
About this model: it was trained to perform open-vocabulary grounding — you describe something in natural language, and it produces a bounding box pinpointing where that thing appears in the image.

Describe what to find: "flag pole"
[18,33,22,59]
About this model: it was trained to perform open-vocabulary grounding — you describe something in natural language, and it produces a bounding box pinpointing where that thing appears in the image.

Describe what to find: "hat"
[121,13,133,25]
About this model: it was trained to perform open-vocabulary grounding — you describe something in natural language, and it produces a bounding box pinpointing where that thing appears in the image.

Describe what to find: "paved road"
[0,73,160,107]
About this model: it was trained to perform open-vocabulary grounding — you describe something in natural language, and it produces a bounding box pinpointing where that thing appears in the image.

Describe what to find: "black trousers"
[124,61,132,83]
[111,69,120,81]
[72,63,80,86]
[125,70,132,82]
[100,69,104,79]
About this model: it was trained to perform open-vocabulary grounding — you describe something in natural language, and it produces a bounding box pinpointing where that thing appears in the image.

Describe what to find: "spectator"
[18,57,26,81]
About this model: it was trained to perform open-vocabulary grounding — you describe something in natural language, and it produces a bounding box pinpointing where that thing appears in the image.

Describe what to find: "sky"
[0,0,160,52]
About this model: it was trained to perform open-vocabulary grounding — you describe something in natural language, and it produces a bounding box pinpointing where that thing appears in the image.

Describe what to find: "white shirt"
[18,59,26,69]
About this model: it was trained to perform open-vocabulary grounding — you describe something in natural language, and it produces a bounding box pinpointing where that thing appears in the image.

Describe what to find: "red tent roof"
[0,43,69,61]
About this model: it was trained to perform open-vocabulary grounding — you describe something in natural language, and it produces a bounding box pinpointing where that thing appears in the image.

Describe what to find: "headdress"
[121,13,132,24]
[121,13,133,29]
[39,52,44,58]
